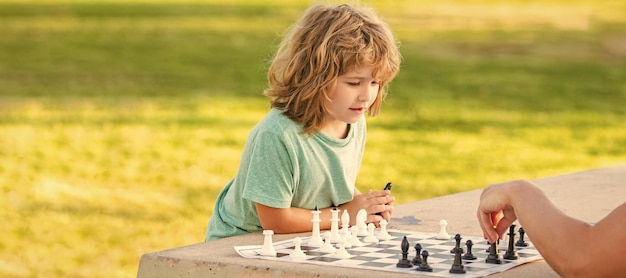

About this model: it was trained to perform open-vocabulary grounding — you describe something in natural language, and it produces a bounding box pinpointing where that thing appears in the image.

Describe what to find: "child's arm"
[255,203,334,233]
[255,189,394,233]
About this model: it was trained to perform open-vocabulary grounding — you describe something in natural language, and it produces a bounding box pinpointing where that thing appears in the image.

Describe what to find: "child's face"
[324,66,379,132]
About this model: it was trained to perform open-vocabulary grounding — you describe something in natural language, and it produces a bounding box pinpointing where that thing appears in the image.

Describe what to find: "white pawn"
[289,237,306,259]
[356,209,368,236]
[363,223,379,243]
[334,241,350,259]
[319,231,336,253]
[339,228,352,248]
[348,226,364,247]
[436,219,451,240]
[260,230,277,257]
[376,219,392,240]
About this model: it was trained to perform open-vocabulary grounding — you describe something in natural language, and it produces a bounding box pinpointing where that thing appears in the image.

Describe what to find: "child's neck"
[320,123,349,139]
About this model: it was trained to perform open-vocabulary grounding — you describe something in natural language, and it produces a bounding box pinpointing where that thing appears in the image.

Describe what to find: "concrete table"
[137,165,625,277]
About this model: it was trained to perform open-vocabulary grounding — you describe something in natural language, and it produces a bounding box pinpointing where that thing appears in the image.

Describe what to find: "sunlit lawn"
[0,0,625,277]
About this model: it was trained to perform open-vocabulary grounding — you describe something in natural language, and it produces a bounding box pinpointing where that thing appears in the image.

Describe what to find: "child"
[206,3,401,241]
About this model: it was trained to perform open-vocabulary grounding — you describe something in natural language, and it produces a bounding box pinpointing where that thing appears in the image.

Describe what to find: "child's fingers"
[379,211,391,222]
[371,204,392,214]
[367,205,393,224]
[367,189,390,197]
[381,205,393,220]
[373,195,395,205]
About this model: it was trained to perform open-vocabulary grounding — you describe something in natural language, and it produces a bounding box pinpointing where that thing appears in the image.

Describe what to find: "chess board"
[235,229,543,277]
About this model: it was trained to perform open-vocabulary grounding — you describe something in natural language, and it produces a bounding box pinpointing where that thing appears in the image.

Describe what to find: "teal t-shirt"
[206,108,366,241]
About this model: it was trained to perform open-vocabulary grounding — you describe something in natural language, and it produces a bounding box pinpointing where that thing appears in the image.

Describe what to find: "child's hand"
[341,189,394,226]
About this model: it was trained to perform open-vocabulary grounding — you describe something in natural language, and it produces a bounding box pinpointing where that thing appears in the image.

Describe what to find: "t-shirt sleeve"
[241,130,294,208]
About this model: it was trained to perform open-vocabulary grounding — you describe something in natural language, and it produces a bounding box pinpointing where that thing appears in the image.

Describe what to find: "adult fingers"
[494,210,516,238]
[477,209,500,243]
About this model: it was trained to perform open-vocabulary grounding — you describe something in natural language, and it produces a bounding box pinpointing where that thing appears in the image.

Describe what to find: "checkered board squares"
[234,229,542,277]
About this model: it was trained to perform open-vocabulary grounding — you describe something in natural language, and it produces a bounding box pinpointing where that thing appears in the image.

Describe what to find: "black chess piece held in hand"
[485,241,502,264]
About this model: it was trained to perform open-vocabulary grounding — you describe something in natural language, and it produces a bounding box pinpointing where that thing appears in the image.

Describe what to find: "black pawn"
[486,239,499,252]
[485,241,502,264]
[412,243,422,265]
[449,246,466,274]
[462,239,477,260]
[451,233,464,253]
[516,227,529,247]
[396,236,413,268]
[415,250,433,272]
[504,225,519,260]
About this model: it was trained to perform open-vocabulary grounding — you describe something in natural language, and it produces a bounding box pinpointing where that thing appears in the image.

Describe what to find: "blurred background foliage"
[0,0,624,277]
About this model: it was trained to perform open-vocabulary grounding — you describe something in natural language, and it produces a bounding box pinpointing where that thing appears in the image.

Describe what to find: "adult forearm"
[508,181,591,276]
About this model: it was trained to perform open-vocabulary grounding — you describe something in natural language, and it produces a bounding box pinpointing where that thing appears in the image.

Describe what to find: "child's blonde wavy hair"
[264,3,401,135]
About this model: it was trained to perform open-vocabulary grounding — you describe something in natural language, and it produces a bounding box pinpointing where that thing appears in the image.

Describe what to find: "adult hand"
[476,181,521,243]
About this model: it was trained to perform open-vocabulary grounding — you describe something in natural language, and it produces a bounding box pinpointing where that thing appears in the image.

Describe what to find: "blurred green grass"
[1,0,625,277]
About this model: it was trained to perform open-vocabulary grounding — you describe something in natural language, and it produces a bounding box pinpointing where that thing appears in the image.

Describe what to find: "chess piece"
[376,182,393,216]
[308,206,324,247]
[348,226,364,247]
[411,243,422,265]
[377,219,392,240]
[356,209,368,236]
[330,207,341,243]
[462,239,477,260]
[450,233,464,253]
[504,224,519,260]
[335,241,350,259]
[319,231,336,253]
[436,219,450,240]
[486,239,499,253]
[289,237,306,259]
[485,241,502,264]
[339,227,352,248]
[396,236,413,268]
[363,223,379,243]
[260,230,277,257]
[449,245,466,274]
[516,226,529,247]
[415,250,433,272]
[341,210,350,232]
[339,210,352,248]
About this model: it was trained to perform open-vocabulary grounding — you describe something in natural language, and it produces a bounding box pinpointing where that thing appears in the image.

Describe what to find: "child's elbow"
[261,224,289,234]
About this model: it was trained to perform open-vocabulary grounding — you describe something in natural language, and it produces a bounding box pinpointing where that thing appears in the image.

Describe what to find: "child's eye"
[347,82,360,86]
[371,81,380,85]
